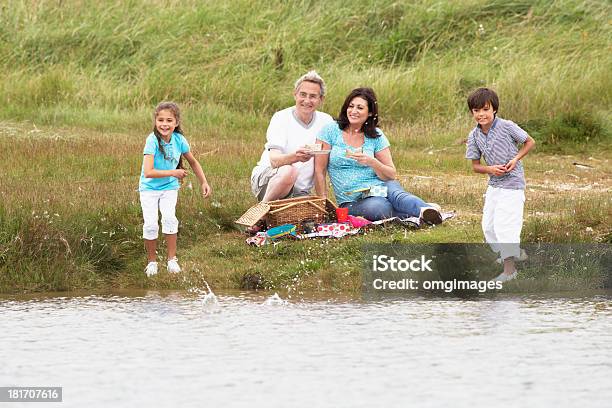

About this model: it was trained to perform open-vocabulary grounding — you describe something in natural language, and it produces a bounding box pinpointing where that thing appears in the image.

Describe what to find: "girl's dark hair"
[153,101,184,170]
[467,87,499,113]
[337,87,380,138]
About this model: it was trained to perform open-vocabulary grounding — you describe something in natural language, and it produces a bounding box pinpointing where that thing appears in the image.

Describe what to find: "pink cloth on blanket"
[347,215,372,228]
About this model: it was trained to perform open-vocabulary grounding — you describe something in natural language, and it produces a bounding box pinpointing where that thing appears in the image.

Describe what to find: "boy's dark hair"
[467,87,499,113]
[337,87,380,138]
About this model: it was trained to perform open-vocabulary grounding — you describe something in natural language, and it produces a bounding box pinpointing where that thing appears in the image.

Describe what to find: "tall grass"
[0,0,609,131]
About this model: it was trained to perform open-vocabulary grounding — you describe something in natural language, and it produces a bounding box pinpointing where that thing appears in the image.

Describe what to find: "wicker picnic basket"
[267,196,337,227]
[236,195,338,232]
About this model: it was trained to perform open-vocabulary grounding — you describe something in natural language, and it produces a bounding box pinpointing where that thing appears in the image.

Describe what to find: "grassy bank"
[1,121,609,293]
[0,0,610,293]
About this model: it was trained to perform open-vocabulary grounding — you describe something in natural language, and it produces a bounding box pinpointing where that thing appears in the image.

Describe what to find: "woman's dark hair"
[337,87,380,138]
[153,101,184,170]
[467,87,499,114]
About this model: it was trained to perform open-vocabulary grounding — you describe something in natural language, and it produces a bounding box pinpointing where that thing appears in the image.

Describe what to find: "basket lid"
[267,195,326,207]
[235,201,270,227]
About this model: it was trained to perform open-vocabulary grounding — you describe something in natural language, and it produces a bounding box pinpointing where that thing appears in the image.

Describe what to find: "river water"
[1,290,611,408]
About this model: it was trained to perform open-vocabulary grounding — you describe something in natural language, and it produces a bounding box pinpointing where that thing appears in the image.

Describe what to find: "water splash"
[187,280,219,312]
[201,281,219,312]
[263,293,288,306]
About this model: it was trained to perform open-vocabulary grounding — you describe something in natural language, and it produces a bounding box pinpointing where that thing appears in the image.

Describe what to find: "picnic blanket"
[245,212,456,247]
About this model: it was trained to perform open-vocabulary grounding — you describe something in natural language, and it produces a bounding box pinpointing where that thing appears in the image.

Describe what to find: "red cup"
[336,207,349,223]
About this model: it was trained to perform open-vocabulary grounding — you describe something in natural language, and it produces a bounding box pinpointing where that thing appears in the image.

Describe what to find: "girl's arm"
[313,139,330,198]
[349,147,397,180]
[183,152,212,198]
[143,155,187,179]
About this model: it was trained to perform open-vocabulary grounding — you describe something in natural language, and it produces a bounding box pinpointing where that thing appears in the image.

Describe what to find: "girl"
[139,101,211,277]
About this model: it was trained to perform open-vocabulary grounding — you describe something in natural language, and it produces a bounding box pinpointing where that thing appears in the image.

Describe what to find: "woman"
[314,87,442,224]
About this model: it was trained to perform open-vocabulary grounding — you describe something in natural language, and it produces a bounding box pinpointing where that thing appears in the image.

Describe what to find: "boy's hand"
[173,169,188,179]
[488,165,506,176]
[504,158,518,172]
[201,182,212,198]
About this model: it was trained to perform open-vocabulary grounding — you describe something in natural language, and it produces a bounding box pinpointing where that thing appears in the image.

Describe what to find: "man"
[250,71,333,202]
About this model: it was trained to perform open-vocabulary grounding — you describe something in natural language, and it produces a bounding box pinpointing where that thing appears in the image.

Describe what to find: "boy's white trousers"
[140,190,179,240]
[482,186,524,260]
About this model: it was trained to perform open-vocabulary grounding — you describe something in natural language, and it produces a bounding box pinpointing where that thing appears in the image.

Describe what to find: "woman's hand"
[348,152,373,166]
[371,147,397,180]
[201,182,212,198]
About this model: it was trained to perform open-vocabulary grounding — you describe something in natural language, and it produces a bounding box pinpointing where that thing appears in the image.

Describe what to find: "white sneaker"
[491,270,517,282]
[496,248,528,264]
[420,206,443,225]
[398,216,421,228]
[167,257,181,274]
[145,261,158,277]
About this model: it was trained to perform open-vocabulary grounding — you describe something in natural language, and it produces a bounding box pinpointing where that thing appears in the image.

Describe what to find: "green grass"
[1,0,610,129]
[0,0,610,293]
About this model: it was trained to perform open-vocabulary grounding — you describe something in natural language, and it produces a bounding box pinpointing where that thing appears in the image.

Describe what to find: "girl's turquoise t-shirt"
[318,123,390,205]
[139,132,190,191]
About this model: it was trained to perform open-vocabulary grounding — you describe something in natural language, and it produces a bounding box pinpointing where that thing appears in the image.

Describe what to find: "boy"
[465,88,536,282]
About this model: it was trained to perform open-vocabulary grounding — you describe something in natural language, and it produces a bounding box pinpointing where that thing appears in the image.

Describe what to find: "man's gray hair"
[294,70,326,97]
